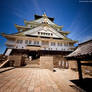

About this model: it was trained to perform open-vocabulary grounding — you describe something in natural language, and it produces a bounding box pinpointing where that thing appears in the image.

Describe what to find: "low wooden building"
[66,39,92,80]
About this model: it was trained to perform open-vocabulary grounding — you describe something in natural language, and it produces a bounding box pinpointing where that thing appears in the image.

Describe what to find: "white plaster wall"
[6,40,74,51]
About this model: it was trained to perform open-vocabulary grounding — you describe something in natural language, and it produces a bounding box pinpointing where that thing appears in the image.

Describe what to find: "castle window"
[34,41,36,45]
[34,41,39,45]
[48,48,50,50]
[41,32,43,35]
[58,43,62,46]
[17,40,23,44]
[25,40,28,44]
[38,32,40,34]
[29,40,31,44]
[39,32,52,36]
[37,41,39,44]
[51,42,55,46]
[43,33,45,35]
[64,43,68,46]
[48,33,50,35]
[17,40,19,43]
[20,40,23,43]
[51,33,53,36]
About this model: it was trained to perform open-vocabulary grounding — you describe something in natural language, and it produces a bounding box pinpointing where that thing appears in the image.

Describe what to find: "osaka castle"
[1,13,77,68]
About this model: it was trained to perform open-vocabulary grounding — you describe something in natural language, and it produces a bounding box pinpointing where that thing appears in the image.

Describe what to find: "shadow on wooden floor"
[70,78,92,92]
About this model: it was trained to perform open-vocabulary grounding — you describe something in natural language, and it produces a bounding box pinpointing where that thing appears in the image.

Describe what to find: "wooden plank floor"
[0,68,78,92]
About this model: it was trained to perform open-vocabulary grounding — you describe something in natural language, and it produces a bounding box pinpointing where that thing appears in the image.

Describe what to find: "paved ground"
[0,68,86,92]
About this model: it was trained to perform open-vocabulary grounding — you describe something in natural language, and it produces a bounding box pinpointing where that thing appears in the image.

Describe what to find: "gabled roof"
[58,31,70,35]
[15,24,65,39]
[14,24,31,31]
[24,13,63,29]
[15,21,69,35]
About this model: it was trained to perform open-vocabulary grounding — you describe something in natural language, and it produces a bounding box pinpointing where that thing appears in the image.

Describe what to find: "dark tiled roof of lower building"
[66,40,92,59]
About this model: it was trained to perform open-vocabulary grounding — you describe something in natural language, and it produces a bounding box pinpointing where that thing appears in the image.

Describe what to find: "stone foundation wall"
[68,60,78,71]
[68,60,92,75]
[81,61,92,75]
[40,55,69,69]
[9,55,26,67]
[40,56,53,70]
[53,55,69,68]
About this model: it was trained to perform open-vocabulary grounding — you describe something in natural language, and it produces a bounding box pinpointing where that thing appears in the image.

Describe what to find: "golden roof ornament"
[42,13,48,23]
[42,12,47,18]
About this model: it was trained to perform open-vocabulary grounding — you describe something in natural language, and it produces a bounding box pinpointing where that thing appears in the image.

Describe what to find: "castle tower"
[1,13,77,68]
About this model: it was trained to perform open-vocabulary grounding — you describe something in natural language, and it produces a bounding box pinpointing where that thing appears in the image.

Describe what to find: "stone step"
[26,58,40,65]
[25,64,40,68]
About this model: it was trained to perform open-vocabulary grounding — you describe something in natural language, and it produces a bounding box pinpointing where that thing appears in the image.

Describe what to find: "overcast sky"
[0,0,92,54]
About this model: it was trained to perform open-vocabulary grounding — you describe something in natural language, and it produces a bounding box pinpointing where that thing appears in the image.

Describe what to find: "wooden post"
[77,60,83,81]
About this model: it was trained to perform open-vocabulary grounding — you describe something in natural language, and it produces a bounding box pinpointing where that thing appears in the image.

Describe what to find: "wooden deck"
[0,68,80,92]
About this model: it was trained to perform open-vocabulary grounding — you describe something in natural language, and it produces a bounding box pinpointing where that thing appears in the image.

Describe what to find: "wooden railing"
[0,55,9,68]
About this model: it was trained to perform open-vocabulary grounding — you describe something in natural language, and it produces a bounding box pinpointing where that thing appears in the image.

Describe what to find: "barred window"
[38,32,40,34]
[58,43,62,46]
[51,42,55,46]
[51,33,53,36]
[17,40,23,44]
[34,41,39,45]
[29,40,31,44]
[38,32,53,36]
[25,40,28,44]
[64,43,68,46]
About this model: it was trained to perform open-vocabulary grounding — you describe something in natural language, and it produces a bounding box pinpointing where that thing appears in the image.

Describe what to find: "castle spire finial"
[42,12,47,18]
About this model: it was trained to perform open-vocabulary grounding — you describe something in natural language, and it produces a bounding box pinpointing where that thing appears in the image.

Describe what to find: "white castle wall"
[6,39,74,51]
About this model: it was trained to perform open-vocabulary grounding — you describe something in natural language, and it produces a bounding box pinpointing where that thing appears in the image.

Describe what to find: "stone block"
[69,60,78,71]
[40,56,53,70]
[9,55,22,67]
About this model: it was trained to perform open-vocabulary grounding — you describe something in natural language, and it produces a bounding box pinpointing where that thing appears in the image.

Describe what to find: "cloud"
[12,0,42,19]
[68,6,92,43]
[12,8,27,19]
[79,35,92,43]
[31,0,42,14]
[82,35,92,41]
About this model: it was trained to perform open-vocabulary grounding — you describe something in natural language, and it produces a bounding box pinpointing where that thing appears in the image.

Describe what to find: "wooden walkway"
[0,68,79,92]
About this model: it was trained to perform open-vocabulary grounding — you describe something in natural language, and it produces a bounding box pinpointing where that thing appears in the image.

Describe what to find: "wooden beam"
[81,63,92,66]
[77,60,83,81]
